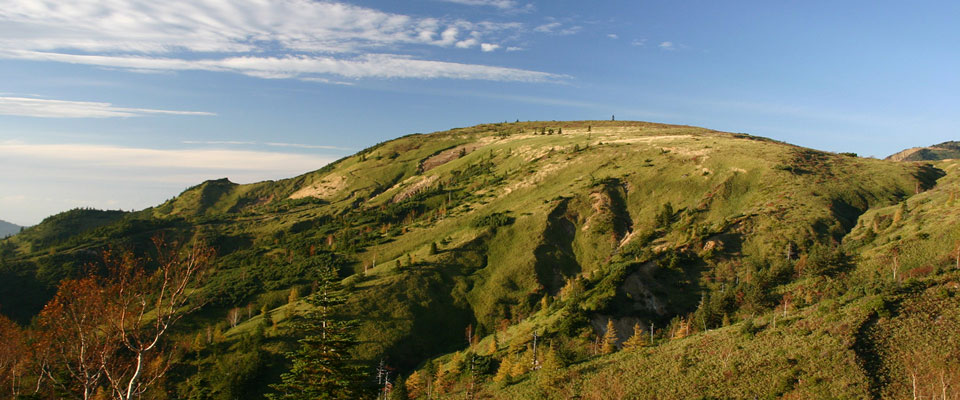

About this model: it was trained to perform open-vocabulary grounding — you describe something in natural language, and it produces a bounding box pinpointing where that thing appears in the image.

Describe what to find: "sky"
[1,0,959,226]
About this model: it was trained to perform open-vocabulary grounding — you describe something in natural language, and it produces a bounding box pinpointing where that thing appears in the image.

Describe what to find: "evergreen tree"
[540,344,563,371]
[404,371,425,399]
[510,349,532,377]
[493,355,512,383]
[621,322,648,350]
[488,332,498,354]
[268,267,362,399]
[601,319,618,354]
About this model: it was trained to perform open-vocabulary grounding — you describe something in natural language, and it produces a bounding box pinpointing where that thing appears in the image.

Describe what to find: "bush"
[472,212,515,229]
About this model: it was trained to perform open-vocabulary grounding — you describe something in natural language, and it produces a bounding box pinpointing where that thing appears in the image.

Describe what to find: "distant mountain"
[886,140,960,161]
[0,219,21,237]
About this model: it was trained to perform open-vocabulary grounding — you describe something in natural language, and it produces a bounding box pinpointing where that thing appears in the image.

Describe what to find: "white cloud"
[0,96,215,118]
[0,142,333,171]
[438,0,518,9]
[182,140,256,145]
[534,22,561,33]
[506,46,524,52]
[436,0,535,13]
[1,50,566,82]
[455,38,479,49]
[0,0,471,53]
[534,21,581,36]
[299,77,355,85]
[607,34,618,39]
[659,41,675,50]
[480,43,500,52]
[631,39,647,47]
[0,0,557,83]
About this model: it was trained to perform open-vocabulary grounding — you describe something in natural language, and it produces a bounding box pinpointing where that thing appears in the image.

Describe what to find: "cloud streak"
[0,96,215,118]
[0,142,333,171]
[181,140,351,151]
[437,0,522,10]
[0,141,340,224]
[0,0,559,83]
[1,50,564,82]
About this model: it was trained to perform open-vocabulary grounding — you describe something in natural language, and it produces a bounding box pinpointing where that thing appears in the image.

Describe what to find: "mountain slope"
[887,140,960,161]
[0,120,952,398]
[0,219,20,237]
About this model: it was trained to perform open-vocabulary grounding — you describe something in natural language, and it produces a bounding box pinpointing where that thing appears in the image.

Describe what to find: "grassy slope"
[414,154,958,399]
[0,121,949,398]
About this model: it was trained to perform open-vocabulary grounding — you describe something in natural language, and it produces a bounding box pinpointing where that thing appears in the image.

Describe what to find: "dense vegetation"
[0,121,957,399]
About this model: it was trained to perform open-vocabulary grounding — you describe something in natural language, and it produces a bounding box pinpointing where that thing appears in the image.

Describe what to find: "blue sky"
[1,0,958,225]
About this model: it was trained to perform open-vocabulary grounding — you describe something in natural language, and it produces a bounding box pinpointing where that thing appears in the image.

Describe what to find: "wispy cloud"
[659,41,675,51]
[437,0,529,11]
[0,141,339,224]
[0,141,335,174]
[607,34,618,39]
[534,21,581,36]
[181,140,257,146]
[182,140,350,151]
[631,39,647,47]
[0,96,214,118]
[0,0,559,83]
[1,50,566,82]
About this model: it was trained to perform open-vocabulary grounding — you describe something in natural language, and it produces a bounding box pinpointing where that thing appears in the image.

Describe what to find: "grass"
[2,120,953,398]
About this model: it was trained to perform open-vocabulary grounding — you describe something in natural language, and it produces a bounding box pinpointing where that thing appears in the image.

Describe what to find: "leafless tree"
[101,237,215,400]
[228,308,241,328]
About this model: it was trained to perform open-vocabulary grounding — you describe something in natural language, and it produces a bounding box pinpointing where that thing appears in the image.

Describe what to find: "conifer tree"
[510,349,532,377]
[621,322,648,350]
[601,319,618,354]
[404,371,424,399]
[540,344,563,371]
[493,356,512,383]
[268,267,362,399]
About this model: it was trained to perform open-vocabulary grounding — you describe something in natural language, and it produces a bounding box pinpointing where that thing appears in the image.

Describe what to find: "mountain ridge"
[2,120,958,399]
[0,219,20,237]
[886,140,960,161]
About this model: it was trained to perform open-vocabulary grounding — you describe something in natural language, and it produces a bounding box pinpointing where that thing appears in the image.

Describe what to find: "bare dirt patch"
[289,173,346,200]
[392,175,439,203]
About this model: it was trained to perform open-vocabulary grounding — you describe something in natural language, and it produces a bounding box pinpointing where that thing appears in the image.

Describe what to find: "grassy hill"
[887,141,960,161]
[1,121,956,399]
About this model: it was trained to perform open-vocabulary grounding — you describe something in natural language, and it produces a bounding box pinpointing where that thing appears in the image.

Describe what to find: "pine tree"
[540,344,563,371]
[510,350,532,377]
[601,319,618,354]
[621,322,648,350]
[405,371,425,399]
[488,332,498,354]
[268,267,362,399]
[493,355,512,383]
